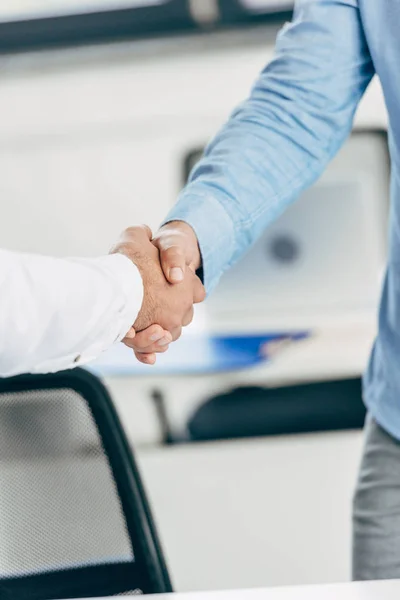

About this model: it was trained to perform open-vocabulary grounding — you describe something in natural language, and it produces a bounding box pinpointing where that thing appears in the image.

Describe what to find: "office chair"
[0,368,173,599]
[188,378,366,442]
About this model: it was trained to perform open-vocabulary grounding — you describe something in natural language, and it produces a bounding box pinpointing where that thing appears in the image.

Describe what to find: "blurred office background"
[0,0,390,594]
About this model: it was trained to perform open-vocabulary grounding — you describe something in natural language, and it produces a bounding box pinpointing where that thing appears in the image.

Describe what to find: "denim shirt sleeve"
[163,0,374,294]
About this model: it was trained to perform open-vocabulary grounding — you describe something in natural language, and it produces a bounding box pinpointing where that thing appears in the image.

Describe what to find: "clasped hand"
[110,222,204,364]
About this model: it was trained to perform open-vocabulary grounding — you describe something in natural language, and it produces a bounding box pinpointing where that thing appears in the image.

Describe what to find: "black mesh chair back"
[0,368,172,599]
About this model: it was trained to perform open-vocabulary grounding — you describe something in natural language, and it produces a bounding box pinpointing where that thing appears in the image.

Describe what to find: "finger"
[134,351,156,365]
[129,335,172,354]
[123,327,136,341]
[193,275,206,304]
[158,245,186,283]
[137,343,170,354]
[128,324,167,350]
[182,306,194,327]
[170,326,182,342]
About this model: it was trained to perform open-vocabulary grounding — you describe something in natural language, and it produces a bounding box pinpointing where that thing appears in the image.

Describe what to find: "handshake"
[110,221,205,364]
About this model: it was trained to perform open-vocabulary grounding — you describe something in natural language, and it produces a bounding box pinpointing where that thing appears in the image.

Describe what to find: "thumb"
[156,243,186,284]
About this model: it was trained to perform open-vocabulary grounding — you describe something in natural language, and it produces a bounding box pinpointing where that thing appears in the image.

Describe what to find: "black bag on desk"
[188,378,365,442]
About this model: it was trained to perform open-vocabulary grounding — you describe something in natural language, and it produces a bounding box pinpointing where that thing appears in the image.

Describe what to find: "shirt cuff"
[163,191,236,294]
[30,254,144,374]
[96,253,144,342]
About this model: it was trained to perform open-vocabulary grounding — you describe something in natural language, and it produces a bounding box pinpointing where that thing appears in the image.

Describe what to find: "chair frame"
[0,368,173,598]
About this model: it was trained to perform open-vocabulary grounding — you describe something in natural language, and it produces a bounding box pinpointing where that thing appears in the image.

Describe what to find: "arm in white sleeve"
[0,250,143,377]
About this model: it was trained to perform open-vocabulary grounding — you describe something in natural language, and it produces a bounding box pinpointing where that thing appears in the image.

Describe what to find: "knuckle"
[123,226,139,237]
[172,328,182,342]
[168,245,184,255]
[140,224,153,237]
[157,345,169,354]
[124,224,152,239]
[163,248,184,263]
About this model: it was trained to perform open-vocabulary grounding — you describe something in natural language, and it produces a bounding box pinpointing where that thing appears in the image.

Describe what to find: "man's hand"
[111,225,205,364]
[152,221,202,283]
[131,221,203,363]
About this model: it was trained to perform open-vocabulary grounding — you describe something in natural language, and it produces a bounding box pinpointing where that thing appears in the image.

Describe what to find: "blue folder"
[89,331,309,377]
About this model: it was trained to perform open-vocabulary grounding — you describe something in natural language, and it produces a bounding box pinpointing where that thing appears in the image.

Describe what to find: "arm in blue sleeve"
[164,0,374,293]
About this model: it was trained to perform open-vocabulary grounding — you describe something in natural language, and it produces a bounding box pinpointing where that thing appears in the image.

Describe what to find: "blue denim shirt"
[165,0,400,440]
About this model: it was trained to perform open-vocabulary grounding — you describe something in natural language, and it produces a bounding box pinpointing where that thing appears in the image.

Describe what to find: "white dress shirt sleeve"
[0,249,143,377]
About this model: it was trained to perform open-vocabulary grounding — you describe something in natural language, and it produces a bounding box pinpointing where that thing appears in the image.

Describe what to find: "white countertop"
[143,581,400,600]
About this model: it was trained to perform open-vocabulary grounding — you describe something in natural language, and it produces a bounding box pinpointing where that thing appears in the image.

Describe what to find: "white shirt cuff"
[100,253,144,342]
[30,254,144,374]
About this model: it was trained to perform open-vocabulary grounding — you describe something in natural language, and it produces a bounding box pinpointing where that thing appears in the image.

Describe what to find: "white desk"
[144,581,400,599]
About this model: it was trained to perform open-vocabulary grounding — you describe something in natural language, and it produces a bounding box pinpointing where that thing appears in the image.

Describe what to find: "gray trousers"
[353,414,400,580]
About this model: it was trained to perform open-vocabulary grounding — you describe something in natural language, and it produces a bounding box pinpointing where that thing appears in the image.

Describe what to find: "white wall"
[0,26,386,259]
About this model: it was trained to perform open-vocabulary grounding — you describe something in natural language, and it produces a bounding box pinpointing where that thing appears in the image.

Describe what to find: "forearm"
[165,0,374,293]
[0,250,142,377]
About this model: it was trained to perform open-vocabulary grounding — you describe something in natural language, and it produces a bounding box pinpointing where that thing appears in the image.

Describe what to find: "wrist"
[102,253,145,339]
[160,220,202,270]
[111,243,149,282]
